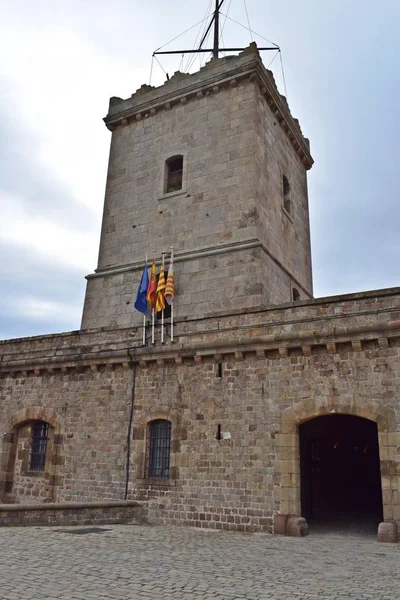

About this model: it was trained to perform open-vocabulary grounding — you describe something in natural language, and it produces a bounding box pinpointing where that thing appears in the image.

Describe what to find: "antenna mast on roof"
[153,0,277,60]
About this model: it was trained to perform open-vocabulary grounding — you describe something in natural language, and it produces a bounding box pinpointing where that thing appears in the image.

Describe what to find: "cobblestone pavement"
[0,524,399,600]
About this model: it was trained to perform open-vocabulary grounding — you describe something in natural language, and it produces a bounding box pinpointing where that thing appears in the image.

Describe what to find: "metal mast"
[213,0,220,58]
[153,0,278,60]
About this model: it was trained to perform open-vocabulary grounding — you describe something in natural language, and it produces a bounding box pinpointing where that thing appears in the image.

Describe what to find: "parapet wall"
[2,287,400,372]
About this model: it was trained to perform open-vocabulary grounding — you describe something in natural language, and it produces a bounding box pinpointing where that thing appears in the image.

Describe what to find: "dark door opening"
[300,415,383,528]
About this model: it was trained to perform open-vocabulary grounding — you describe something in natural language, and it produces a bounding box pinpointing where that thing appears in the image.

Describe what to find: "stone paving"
[0,524,399,600]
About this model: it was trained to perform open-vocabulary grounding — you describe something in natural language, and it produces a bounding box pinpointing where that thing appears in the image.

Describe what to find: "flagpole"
[151,249,155,345]
[142,254,148,346]
[170,246,174,343]
[161,252,165,345]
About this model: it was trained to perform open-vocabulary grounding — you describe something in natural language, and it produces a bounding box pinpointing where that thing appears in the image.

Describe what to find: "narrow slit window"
[30,421,49,472]
[147,419,172,479]
[292,288,300,302]
[166,156,183,193]
[283,175,291,214]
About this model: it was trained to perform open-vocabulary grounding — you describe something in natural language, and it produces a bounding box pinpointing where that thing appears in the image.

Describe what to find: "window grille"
[30,421,49,472]
[147,420,171,479]
[166,156,183,193]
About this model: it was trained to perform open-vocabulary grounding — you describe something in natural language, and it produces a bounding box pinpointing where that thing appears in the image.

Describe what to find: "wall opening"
[165,156,183,193]
[300,414,383,529]
[292,288,300,302]
[282,175,291,214]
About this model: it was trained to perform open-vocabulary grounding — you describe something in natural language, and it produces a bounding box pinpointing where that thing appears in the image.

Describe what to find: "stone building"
[0,43,399,537]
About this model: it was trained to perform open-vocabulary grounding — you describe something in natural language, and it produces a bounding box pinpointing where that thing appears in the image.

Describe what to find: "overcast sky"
[1,0,400,340]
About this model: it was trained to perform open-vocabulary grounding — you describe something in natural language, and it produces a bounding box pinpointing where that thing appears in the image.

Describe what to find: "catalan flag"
[146,259,157,310]
[155,264,166,313]
[165,258,175,305]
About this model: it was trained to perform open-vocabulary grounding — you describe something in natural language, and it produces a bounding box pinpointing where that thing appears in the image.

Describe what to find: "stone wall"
[0,501,142,527]
[255,84,313,299]
[1,288,400,532]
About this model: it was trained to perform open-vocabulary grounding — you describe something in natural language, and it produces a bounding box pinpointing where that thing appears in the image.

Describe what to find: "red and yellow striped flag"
[165,258,174,305]
[155,265,166,313]
[146,259,157,310]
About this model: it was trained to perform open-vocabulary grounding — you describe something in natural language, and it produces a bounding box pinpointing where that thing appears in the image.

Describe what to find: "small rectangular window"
[283,175,291,214]
[166,156,183,193]
[30,421,49,472]
[292,288,300,301]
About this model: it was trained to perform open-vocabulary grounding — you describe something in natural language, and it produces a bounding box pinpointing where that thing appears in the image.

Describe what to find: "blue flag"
[134,264,149,315]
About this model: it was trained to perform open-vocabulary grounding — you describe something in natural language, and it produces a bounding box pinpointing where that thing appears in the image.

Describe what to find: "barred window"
[147,419,171,479]
[30,421,49,472]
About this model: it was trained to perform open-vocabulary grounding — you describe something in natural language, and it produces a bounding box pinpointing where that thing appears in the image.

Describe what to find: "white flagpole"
[161,252,165,345]
[151,250,155,345]
[142,253,147,346]
[170,246,174,343]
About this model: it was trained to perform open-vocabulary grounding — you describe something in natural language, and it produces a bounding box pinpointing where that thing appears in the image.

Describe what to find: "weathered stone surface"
[274,512,288,535]
[377,521,398,543]
[286,516,309,537]
[0,501,142,527]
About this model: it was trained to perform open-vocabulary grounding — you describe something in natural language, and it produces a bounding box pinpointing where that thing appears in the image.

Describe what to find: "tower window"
[292,288,300,302]
[282,175,291,214]
[30,421,49,472]
[146,419,172,479]
[165,155,183,193]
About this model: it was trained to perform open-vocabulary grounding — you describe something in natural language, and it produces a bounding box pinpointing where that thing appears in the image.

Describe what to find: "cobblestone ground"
[0,524,399,600]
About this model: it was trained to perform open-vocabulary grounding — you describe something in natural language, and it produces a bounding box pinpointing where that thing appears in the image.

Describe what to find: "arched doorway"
[300,415,383,528]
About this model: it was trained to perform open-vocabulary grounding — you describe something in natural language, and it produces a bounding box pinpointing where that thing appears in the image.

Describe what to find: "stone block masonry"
[1,287,400,534]
[0,500,142,527]
[81,43,313,330]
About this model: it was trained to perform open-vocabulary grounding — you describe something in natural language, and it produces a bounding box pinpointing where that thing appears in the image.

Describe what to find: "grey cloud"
[0,241,85,339]
[0,90,100,233]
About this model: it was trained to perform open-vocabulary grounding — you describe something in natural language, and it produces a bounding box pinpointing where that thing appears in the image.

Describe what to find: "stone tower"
[81,43,314,331]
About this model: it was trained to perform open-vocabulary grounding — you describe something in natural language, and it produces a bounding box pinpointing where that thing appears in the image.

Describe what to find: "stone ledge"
[0,500,141,511]
[0,500,143,527]
[1,322,400,377]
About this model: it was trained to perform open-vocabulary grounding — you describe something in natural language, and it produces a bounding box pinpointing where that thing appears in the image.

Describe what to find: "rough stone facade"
[1,290,400,533]
[0,44,399,538]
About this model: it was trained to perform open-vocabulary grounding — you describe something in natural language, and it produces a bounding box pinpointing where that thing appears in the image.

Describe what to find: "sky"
[1,0,400,340]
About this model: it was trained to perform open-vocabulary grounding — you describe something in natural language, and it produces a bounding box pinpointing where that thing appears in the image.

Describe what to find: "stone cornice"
[87,238,261,279]
[86,238,311,298]
[1,319,400,377]
[103,44,313,170]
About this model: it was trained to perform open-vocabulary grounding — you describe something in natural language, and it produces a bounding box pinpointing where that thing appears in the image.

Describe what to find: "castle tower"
[81,43,314,331]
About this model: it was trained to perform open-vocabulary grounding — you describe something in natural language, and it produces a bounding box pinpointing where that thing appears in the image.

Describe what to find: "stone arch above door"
[275,398,398,522]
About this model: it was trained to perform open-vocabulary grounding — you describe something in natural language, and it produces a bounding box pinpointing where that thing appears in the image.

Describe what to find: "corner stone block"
[377,522,398,543]
[274,513,288,535]
[286,516,309,537]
